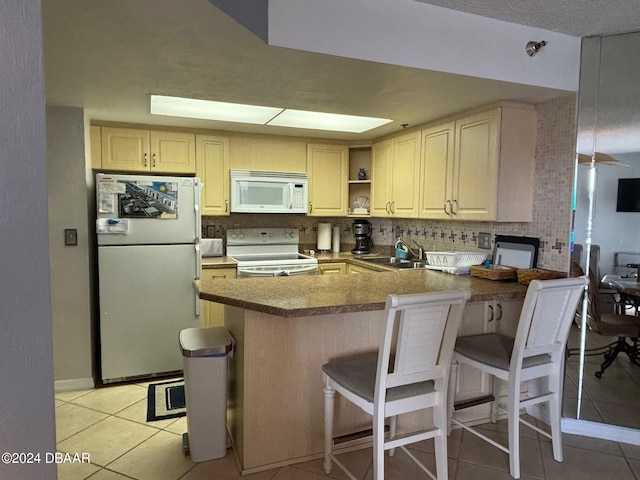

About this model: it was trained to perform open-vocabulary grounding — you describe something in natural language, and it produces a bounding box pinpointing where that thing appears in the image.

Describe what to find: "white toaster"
[201,238,224,257]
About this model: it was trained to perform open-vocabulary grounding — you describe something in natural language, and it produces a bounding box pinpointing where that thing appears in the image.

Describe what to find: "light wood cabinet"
[453,298,523,423]
[90,126,102,170]
[229,135,307,172]
[100,127,196,174]
[371,131,421,218]
[318,262,347,274]
[307,143,349,216]
[347,263,379,274]
[420,121,455,220]
[420,104,535,222]
[196,134,230,216]
[200,267,237,327]
[347,146,372,216]
[454,301,494,406]
[370,139,393,216]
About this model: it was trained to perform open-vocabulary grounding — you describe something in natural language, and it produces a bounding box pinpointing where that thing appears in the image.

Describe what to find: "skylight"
[150,95,392,134]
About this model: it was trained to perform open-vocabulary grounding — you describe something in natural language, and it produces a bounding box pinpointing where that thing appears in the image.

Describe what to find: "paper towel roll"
[317,223,332,251]
[332,226,340,253]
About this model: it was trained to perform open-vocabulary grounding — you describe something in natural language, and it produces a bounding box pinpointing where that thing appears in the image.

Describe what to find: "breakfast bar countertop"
[195,267,529,318]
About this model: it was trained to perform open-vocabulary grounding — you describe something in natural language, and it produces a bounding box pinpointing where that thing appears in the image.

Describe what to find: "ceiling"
[42,0,640,141]
[414,0,640,38]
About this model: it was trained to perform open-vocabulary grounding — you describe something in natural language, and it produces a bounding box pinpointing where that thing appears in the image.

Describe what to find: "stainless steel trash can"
[180,326,234,462]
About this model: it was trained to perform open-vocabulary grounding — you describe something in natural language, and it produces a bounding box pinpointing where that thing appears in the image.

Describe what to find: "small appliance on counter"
[201,238,224,257]
[351,219,373,254]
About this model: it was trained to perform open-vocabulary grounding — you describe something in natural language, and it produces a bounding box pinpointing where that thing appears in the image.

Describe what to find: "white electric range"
[226,228,318,277]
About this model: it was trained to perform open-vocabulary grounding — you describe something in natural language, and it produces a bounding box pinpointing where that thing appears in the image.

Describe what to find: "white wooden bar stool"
[448,276,588,479]
[322,290,470,480]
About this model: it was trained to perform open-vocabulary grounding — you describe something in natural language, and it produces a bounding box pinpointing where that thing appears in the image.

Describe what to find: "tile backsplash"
[203,95,577,272]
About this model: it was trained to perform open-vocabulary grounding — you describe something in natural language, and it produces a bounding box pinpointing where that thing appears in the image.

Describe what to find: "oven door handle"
[285,265,318,275]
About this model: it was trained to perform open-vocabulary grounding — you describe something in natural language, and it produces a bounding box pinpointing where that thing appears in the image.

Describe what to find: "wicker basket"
[517,268,566,285]
[470,265,518,281]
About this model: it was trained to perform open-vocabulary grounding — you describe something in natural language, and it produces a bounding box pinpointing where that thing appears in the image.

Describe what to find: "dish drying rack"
[424,251,488,275]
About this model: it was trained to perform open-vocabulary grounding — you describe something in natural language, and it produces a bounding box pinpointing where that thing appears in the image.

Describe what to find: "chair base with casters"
[448,276,588,479]
[322,290,470,480]
[584,269,640,378]
[594,336,640,378]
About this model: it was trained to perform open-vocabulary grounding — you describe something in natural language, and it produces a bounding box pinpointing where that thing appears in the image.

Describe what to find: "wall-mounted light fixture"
[526,40,547,57]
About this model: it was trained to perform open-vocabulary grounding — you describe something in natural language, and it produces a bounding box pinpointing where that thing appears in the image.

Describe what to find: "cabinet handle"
[143,153,148,167]
[385,201,390,214]
[152,153,156,168]
[488,304,494,322]
[309,201,313,213]
[444,200,451,215]
[451,199,458,215]
[390,201,395,214]
[496,303,503,321]
[225,199,228,213]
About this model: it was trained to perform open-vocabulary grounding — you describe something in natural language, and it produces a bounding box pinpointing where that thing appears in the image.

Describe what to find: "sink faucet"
[411,240,425,260]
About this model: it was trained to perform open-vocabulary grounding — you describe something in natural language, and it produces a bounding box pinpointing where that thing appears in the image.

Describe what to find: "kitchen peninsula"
[196,267,529,474]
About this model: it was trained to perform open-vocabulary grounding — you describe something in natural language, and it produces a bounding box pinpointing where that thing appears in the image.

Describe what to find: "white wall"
[47,107,95,389]
[0,0,57,478]
[267,0,581,91]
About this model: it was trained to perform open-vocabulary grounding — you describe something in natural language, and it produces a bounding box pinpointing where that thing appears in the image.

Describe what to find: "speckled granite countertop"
[196,258,528,318]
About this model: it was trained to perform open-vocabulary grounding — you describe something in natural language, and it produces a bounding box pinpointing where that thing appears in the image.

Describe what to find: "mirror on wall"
[567,31,640,437]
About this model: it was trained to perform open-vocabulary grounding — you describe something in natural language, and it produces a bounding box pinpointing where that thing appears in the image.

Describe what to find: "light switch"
[477,232,491,250]
[64,228,78,246]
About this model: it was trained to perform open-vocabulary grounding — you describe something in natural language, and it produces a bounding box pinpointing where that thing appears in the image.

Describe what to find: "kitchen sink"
[362,256,427,269]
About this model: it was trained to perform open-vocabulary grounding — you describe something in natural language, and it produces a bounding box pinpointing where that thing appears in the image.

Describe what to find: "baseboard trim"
[562,417,640,446]
[55,377,95,392]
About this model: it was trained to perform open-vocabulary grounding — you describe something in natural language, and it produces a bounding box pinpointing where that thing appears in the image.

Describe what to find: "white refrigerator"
[96,173,202,383]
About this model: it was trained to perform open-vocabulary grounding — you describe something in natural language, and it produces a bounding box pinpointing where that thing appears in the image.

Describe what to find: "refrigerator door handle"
[195,243,201,316]
[194,178,202,241]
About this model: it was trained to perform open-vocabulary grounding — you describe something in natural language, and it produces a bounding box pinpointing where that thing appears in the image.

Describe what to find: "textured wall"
[0,0,57,478]
[47,107,94,386]
[203,95,577,272]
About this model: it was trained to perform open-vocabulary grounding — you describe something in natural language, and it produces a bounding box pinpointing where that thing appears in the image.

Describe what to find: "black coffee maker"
[351,219,373,254]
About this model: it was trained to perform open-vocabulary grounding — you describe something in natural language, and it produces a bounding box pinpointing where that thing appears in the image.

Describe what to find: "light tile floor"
[55,325,640,480]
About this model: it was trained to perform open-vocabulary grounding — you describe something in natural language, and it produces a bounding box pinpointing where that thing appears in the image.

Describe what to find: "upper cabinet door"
[196,134,230,216]
[390,131,421,218]
[452,109,500,220]
[99,127,196,174]
[420,122,455,219]
[307,143,349,216]
[419,104,535,222]
[101,127,150,172]
[150,131,196,174]
[370,139,393,217]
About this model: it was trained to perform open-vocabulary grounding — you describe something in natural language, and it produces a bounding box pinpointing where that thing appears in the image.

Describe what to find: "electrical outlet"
[64,228,78,246]
[477,232,491,250]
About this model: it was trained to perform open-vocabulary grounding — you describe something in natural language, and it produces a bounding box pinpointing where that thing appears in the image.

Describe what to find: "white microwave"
[230,170,308,214]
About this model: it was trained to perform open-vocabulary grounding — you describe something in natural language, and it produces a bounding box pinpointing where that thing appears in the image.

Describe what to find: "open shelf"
[348,146,371,216]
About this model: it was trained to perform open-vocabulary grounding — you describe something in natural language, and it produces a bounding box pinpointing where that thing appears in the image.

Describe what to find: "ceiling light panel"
[268,109,392,133]
[150,95,282,124]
